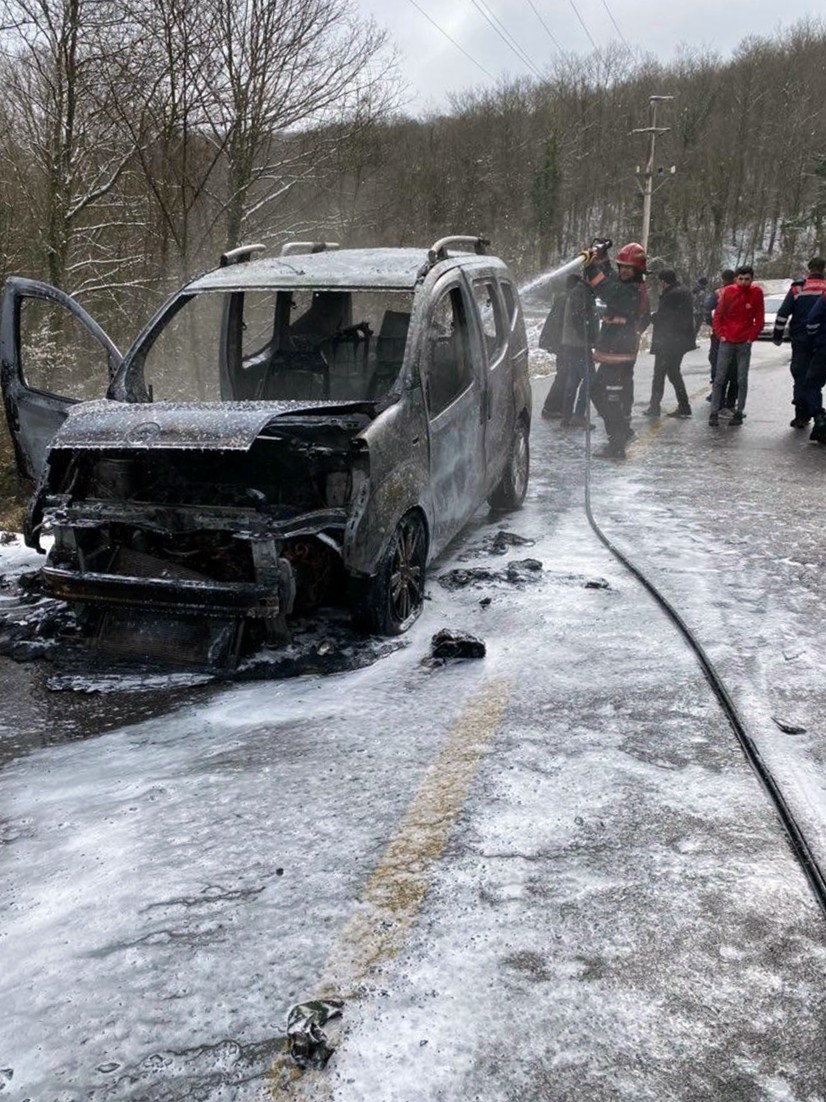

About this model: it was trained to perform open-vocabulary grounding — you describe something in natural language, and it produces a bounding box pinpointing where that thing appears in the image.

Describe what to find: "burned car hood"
[51,399,375,452]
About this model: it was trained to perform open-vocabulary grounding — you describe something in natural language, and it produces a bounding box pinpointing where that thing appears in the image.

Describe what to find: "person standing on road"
[643,269,695,418]
[586,241,651,459]
[706,269,735,393]
[802,291,826,444]
[691,276,709,338]
[773,257,826,428]
[558,272,598,428]
[708,265,764,427]
[539,287,569,419]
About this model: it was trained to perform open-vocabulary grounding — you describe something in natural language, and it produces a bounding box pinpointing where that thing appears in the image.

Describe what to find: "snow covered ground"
[2,341,826,1101]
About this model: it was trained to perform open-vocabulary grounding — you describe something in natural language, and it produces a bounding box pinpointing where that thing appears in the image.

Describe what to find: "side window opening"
[18,298,110,401]
[426,286,472,418]
[501,281,518,326]
[472,279,506,364]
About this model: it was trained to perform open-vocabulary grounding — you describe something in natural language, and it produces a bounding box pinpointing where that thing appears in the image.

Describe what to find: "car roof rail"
[428,235,490,263]
[219,243,265,267]
[280,241,341,256]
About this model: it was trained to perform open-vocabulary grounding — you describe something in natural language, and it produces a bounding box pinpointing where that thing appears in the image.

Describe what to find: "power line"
[567,0,601,56]
[470,0,542,78]
[406,0,496,81]
[524,0,565,55]
[600,0,630,49]
[470,0,546,81]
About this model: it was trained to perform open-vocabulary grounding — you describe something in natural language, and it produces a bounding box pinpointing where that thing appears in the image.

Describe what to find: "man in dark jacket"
[643,269,695,418]
[691,276,709,337]
[585,241,651,458]
[539,289,569,418]
[559,273,598,427]
[773,257,826,428]
[706,268,735,384]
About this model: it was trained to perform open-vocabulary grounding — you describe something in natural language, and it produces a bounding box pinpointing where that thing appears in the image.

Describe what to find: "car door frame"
[465,270,514,491]
[420,271,487,556]
[0,277,122,490]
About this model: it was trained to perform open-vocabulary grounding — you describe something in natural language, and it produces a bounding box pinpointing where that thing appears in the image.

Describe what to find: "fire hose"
[537,237,826,918]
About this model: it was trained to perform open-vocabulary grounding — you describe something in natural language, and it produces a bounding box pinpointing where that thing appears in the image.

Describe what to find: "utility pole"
[632,95,673,254]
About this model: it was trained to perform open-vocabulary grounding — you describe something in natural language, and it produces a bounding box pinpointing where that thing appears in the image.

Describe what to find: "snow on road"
[2,342,826,1100]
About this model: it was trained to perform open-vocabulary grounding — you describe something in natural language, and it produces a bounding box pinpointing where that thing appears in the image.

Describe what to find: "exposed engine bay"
[30,410,372,666]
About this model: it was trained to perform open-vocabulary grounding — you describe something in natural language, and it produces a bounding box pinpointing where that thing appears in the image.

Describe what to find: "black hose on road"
[579,335,826,920]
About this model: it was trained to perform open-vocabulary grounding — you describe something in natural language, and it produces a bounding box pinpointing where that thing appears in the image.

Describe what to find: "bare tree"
[116,0,227,284]
[3,2,826,337]
[0,0,148,292]
[204,0,398,249]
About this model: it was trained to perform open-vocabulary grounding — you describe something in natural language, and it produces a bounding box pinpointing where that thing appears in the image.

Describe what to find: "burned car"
[0,236,531,665]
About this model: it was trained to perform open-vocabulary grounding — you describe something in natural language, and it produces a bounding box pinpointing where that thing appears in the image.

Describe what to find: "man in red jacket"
[709,265,764,426]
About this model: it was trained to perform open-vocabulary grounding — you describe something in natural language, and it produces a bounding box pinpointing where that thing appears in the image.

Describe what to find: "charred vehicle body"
[0,237,531,665]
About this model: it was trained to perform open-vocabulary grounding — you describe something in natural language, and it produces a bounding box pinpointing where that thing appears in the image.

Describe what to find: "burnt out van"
[0,237,530,665]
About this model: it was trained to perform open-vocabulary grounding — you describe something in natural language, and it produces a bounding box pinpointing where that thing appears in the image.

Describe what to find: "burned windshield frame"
[113,285,417,405]
[110,291,197,402]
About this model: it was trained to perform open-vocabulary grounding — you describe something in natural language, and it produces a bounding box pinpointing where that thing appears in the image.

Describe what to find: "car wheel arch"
[488,412,530,511]
[343,459,432,574]
[348,505,430,635]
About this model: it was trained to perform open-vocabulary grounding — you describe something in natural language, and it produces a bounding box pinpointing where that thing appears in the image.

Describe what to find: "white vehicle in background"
[758,293,792,341]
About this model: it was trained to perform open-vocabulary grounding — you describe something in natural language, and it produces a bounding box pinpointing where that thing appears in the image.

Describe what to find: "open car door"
[0,278,122,492]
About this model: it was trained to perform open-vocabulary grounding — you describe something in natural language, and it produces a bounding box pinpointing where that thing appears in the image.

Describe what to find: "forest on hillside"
[1,0,825,347]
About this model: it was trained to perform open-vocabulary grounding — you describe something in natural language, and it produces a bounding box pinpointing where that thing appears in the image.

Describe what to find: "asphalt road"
[3,339,826,1102]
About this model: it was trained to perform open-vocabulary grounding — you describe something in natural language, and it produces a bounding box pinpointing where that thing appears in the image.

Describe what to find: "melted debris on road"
[430,628,486,660]
[438,558,543,590]
[286,998,344,1069]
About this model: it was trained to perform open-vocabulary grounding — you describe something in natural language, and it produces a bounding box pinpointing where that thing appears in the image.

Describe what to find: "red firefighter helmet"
[615,242,647,272]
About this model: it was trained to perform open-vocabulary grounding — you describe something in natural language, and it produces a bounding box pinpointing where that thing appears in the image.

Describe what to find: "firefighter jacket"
[712,283,764,344]
[774,275,826,342]
[650,283,695,358]
[585,263,650,366]
[805,292,826,349]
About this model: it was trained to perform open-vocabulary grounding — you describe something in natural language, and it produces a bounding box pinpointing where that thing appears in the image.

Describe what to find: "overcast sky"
[355,0,822,116]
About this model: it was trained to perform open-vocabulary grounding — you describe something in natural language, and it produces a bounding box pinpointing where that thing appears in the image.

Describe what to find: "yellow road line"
[266,677,512,1097]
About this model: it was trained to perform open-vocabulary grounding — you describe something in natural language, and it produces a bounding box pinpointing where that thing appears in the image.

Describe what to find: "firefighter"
[773,257,826,428]
[585,241,651,459]
[803,289,826,443]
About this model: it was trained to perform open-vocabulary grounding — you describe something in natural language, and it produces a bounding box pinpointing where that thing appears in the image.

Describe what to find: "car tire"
[488,417,530,510]
[350,509,428,635]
